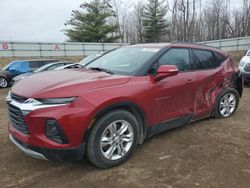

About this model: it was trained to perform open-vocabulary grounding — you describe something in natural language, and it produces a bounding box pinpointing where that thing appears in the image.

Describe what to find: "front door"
[147,48,196,124]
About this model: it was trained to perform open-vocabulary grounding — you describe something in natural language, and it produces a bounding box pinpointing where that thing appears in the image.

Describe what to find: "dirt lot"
[0,87,250,188]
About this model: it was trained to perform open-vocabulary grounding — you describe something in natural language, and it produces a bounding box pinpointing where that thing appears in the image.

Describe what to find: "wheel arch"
[84,101,147,145]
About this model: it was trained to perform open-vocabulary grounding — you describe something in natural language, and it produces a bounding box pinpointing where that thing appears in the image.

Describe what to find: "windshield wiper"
[88,67,114,74]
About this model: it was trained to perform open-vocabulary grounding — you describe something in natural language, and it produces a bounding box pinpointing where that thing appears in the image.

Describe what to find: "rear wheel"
[86,109,139,168]
[0,77,8,88]
[214,88,239,118]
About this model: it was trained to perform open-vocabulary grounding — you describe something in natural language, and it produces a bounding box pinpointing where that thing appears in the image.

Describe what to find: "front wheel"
[86,110,139,168]
[0,77,8,88]
[214,88,240,118]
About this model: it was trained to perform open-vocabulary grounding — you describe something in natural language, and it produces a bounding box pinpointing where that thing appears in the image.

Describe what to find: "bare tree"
[107,0,250,43]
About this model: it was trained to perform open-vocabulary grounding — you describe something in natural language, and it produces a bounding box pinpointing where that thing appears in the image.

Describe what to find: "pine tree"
[142,0,168,42]
[64,0,119,42]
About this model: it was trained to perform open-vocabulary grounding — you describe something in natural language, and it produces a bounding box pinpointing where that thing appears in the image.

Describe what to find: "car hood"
[12,69,130,98]
[241,56,250,63]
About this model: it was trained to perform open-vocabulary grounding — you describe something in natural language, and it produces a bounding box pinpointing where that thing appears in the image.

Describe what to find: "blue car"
[0,59,58,88]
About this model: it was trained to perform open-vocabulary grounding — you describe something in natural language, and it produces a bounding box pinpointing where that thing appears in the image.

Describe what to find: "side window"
[158,48,191,71]
[213,52,225,65]
[29,61,42,69]
[46,64,62,71]
[192,49,219,69]
[43,61,54,65]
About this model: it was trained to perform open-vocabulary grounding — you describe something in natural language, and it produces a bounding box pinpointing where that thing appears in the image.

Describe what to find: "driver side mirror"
[154,65,179,82]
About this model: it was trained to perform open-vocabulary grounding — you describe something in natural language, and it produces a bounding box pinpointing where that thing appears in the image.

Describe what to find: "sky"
[0,0,243,42]
[0,0,82,42]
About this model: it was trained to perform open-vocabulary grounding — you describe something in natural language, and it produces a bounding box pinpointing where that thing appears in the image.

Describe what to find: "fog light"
[45,120,68,144]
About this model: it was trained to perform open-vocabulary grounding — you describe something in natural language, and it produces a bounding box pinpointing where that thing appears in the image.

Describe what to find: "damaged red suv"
[7,43,243,168]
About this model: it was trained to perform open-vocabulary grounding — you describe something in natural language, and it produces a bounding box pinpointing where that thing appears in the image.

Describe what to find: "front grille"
[11,93,27,103]
[7,102,29,134]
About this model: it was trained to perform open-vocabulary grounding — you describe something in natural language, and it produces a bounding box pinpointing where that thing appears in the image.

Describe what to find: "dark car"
[7,43,243,168]
[12,61,74,84]
[0,59,58,88]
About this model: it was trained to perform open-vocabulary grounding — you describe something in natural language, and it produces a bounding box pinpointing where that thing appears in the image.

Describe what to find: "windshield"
[79,53,103,65]
[3,62,13,71]
[247,50,250,56]
[85,47,160,75]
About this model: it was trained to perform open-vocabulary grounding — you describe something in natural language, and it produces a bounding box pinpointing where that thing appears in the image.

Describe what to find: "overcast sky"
[0,0,242,42]
[0,0,82,42]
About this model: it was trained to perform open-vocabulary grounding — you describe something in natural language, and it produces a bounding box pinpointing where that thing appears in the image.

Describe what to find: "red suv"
[7,43,243,168]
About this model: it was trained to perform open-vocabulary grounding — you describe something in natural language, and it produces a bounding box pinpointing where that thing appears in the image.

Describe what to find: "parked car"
[12,61,74,84]
[79,51,107,66]
[55,63,84,70]
[54,51,110,71]
[0,59,58,88]
[238,49,250,84]
[7,43,243,168]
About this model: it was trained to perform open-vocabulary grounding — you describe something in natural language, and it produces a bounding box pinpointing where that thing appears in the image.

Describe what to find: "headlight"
[36,97,77,105]
[239,60,246,67]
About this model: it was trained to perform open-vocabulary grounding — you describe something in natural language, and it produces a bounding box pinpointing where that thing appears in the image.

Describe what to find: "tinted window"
[213,52,225,65]
[192,49,222,70]
[29,61,42,69]
[158,48,191,71]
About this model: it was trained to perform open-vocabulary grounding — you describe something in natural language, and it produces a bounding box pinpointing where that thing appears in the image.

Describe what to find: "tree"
[64,0,119,42]
[134,1,144,43]
[111,0,130,43]
[142,0,168,42]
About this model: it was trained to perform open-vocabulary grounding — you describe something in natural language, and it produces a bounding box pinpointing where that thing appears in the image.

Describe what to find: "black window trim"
[147,47,229,75]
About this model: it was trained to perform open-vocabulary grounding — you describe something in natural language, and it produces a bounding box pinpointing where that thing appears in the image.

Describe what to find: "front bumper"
[239,70,250,83]
[9,134,47,160]
[239,71,250,78]
[9,134,85,161]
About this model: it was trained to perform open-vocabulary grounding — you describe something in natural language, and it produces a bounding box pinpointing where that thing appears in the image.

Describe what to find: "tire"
[0,77,8,88]
[214,88,240,118]
[86,109,139,168]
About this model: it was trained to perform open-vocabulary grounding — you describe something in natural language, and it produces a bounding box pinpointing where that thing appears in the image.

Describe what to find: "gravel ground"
[0,87,250,188]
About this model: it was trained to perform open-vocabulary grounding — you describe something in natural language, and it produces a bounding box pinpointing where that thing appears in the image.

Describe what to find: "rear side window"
[213,52,225,64]
[29,61,42,69]
[158,48,191,71]
[192,49,220,70]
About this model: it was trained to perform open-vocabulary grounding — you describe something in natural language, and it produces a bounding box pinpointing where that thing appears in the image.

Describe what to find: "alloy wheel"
[100,120,134,160]
[219,93,236,117]
[0,77,8,88]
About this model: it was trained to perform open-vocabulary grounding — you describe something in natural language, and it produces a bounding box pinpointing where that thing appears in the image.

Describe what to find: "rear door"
[190,49,225,119]
[147,48,197,124]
